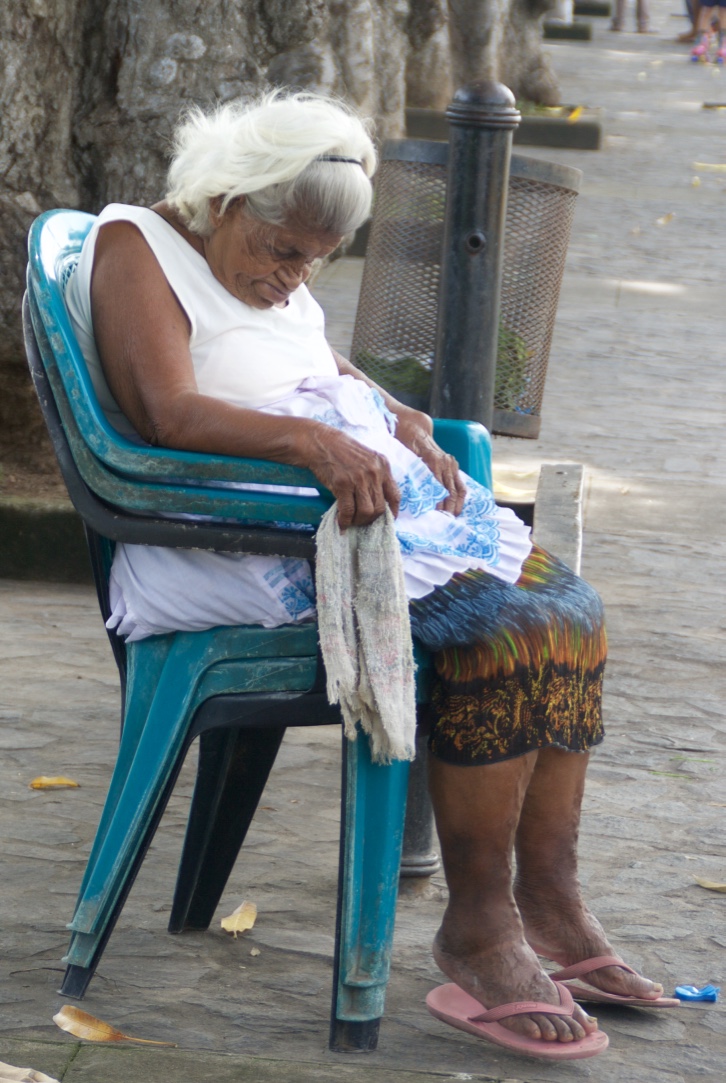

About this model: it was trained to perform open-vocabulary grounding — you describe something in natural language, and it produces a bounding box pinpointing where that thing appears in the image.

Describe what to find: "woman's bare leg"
[428,753,598,1043]
[513,747,664,1000]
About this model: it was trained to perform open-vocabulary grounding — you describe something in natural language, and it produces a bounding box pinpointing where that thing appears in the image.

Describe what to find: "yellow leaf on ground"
[53,1005,175,1046]
[0,1061,59,1083]
[694,876,726,893]
[220,900,257,939]
[567,106,584,124]
[28,776,79,790]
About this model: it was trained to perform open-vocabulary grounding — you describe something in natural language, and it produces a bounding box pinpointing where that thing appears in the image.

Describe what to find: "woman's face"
[203,199,343,309]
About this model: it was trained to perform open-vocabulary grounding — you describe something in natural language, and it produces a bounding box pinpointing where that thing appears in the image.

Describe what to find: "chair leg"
[62,635,221,975]
[168,725,286,933]
[329,730,410,1052]
[70,635,175,908]
[60,757,182,998]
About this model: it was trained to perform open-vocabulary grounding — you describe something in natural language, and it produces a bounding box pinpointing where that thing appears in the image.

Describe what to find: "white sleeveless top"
[65,203,338,436]
[65,204,532,642]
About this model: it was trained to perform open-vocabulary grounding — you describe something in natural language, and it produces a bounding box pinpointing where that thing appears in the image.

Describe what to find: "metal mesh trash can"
[350,139,581,439]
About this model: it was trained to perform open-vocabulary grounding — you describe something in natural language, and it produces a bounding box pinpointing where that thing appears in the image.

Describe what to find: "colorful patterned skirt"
[409,545,606,765]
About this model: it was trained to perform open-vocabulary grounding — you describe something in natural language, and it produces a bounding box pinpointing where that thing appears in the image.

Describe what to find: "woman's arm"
[90,221,399,528]
[331,350,467,516]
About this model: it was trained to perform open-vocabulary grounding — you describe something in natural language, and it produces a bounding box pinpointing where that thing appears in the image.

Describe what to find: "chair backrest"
[26,210,332,526]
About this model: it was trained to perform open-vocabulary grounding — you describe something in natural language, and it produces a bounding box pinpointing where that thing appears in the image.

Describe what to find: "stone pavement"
[2,3,726,1079]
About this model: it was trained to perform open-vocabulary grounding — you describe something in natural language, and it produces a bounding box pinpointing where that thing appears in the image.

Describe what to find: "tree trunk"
[407,0,560,109]
[500,0,560,105]
[0,2,87,466]
[0,0,411,473]
[405,0,452,112]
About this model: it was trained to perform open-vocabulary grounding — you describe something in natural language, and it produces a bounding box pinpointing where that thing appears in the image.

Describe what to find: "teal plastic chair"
[24,209,492,1051]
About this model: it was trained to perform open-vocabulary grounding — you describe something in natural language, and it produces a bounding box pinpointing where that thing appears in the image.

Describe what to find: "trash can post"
[429,82,521,430]
[399,721,440,887]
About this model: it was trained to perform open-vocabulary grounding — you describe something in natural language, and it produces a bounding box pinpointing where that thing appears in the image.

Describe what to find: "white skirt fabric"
[107,376,532,641]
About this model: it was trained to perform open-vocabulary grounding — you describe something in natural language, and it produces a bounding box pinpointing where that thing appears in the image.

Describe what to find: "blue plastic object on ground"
[673,984,720,1002]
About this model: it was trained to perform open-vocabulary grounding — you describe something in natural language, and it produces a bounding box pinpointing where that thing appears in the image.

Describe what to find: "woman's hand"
[394,408,467,516]
[300,423,401,530]
[330,352,466,516]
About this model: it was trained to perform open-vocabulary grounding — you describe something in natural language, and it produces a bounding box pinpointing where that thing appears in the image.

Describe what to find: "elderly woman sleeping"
[66,91,672,1060]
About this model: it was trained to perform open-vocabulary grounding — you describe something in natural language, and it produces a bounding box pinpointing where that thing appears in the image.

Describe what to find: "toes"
[563,1013,587,1041]
[598,965,663,1000]
[548,1014,577,1042]
[507,1012,590,1043]
[504,1015,543,1041]
[529,1013,561,1041]
[573,1004,599,1035]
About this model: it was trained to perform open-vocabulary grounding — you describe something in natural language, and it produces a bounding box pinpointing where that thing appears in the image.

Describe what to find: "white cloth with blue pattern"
[107,375,532,641]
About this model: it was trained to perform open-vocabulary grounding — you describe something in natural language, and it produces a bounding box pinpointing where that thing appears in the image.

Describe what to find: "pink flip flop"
[547,955,680,1008]
[425,981,609,1060]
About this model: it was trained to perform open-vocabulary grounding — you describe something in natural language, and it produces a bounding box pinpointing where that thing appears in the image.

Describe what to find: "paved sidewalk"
[2,4,726,1079]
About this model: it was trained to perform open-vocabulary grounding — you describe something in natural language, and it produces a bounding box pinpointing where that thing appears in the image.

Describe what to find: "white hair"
[166,90,377,237]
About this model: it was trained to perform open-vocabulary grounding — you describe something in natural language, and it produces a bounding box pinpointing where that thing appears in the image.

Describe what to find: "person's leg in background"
[692,0,716,57]
[611,0,626,30]
[716,0,726,59]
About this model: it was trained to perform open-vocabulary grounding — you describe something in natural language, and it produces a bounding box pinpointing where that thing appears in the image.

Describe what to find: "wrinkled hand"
[302,423,400,530]
[394,409,467,516]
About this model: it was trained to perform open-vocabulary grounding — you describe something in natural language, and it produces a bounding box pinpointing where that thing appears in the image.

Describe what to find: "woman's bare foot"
[514,875,665,1001]
[512,747,664,1002]
[433,902,600,1044]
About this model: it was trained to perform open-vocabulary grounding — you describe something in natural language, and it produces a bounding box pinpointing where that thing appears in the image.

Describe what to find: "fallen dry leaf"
[567,106,584,124]
[695,876,726,893]
[220,900,257,939]
[53,1005,175,1045]
[29,776,79,790]
[250,947,261,957]
[0,1061,59,1083]
[656,213,675,227]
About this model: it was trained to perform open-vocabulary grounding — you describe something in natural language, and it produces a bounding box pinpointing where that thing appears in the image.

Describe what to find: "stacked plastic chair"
[23,209,493,1051]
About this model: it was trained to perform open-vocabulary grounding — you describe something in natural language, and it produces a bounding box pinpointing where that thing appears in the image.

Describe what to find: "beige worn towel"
[315,504,416,764]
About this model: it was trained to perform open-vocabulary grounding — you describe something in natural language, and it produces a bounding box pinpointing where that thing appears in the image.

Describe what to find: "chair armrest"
[432,418,493,490]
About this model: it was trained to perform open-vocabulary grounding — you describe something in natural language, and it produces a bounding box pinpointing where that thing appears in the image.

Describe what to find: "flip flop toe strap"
[551,955,635,982]
[469,982,576,1023]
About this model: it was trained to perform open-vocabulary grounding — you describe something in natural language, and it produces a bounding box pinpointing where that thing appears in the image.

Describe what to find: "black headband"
[316,155,363,165]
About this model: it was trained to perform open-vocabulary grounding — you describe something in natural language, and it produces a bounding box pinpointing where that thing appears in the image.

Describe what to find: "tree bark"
[0,1,87,462]
[500,0,560,105]
[0,0,410,469]
[405,0,452,111]
[407,0,560,109]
